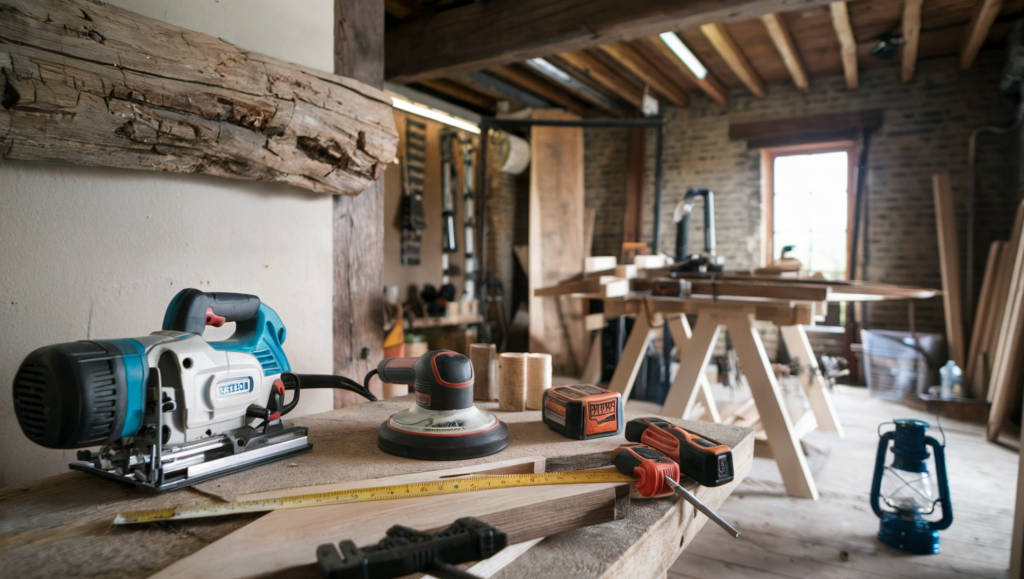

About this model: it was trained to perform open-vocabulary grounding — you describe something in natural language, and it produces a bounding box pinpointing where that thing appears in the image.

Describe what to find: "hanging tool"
[612,444,739,538]
[440,129,458,292]
[375,350,509,460]
[11,289,377,493]
[114,468,633,524]
[625,418,734,487]
[402,119,427,266]
[460,135,477,303]
[318,518,507,579]
[671,188,724,273]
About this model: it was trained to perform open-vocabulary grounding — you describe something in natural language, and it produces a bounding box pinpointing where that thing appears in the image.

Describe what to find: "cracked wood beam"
[0,0,397,196]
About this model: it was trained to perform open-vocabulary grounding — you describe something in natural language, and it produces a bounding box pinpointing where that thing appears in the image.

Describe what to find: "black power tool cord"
[278,372,378,416]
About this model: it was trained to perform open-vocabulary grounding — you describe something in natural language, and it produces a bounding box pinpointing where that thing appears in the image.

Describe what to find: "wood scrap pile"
[933,173,1024,441]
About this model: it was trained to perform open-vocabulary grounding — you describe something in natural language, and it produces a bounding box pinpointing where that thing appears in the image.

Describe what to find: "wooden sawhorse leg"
[665,315,721,422]
[728,313,819,499]
[607,314,652,399]
[779,325,844,437]
[661,315,721,420]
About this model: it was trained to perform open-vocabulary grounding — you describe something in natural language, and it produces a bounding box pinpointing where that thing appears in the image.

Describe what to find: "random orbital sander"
[374,350,508,460]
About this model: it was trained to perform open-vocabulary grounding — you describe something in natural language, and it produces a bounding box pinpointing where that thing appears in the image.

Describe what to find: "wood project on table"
[0,396,754,579]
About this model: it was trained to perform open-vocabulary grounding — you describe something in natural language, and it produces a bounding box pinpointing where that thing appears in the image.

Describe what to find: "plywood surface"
[0,395,754,579]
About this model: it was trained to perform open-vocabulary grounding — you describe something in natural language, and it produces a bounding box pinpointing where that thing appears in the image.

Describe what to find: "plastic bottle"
[939,360,963,399]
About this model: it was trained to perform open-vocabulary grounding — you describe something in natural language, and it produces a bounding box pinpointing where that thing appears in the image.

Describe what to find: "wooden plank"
[725,313,818,499]
[151,483,624,579]
[960,0,1004,71]
[471,343,499,401]
[700,23,766,99]
[933,173,965,369]
[417,79,497,111]
[553,51,645,108]
[529,109,589,377]
[987,202,1024,441]
[333,0,388,406]
[597,42,689,107]
[901,0,924,83]
[729,110,883,143]
[488,65,588,115]
[534,278,630,298]
[966,241,1004,398]
[585,207,598,258]
[760,13,809,93]
[384,0,835,83]
[607,314,653,399]
[688,280,829,302]
[778,325,843,436]
[0,0,397,197]
[829,2,859,90]
[985,204,1024,402]
[586,256,619,273]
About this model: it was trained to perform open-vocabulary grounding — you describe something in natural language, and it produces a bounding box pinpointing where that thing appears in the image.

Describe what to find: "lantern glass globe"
[881,465,939,515]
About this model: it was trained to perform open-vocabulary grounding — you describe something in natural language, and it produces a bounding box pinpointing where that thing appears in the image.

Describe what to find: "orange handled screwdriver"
[612,444,740,538]
[626,417,734,487]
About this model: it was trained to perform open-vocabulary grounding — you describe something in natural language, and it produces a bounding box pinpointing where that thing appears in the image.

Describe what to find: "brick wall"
[585,52,1020,335]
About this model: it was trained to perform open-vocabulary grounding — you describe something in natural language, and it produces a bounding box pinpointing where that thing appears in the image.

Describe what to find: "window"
[762,142,856,280]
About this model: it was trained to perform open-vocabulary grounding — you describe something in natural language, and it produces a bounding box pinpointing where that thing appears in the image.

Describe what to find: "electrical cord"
[364,369,379,396]
[277,372,378,417]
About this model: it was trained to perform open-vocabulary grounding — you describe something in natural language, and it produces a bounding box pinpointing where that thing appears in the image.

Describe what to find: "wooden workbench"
[536,273,936,501]
[0,396,753,579]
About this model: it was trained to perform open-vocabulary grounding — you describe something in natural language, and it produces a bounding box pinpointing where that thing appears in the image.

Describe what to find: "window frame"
[760,140,858,280]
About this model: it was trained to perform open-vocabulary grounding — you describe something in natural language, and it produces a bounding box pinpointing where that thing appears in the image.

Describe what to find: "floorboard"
[667,385,1016,579]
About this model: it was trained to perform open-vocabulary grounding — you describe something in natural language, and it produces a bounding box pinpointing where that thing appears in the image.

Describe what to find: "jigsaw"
[11,289,377,493]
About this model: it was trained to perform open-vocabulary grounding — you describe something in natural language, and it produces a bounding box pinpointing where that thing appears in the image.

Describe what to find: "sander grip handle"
[378,357,418,385]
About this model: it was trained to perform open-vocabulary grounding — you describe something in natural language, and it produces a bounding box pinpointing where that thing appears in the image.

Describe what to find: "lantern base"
[877,513,940,554]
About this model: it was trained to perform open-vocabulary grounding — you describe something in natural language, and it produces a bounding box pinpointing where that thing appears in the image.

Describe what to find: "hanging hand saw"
[440,129,458,286]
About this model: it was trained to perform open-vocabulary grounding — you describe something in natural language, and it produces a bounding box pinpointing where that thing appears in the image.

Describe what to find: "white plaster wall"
[0,0,337,488]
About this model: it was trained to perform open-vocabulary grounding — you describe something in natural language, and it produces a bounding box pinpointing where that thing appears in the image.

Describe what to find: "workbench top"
[0,396,753,579]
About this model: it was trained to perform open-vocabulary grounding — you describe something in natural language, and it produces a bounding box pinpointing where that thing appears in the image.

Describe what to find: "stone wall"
[585,51,1020,335]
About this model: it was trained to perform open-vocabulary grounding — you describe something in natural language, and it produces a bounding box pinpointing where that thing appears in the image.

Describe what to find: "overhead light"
[658,32,708,80]
[390,96,481,134]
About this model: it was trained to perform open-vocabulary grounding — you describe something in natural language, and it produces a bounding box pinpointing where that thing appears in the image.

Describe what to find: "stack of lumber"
[979,201,1024,441]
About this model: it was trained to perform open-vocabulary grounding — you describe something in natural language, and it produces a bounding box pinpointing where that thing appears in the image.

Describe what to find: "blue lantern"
[869,419,953,554]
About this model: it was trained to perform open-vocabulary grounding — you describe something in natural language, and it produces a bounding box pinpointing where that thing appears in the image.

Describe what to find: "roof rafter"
[700,23,765,98]
[760,13,809,93]
[901,0,923,82]
[597,42,689,107]
[960,0,1004,70]
[553,51,645,108]
[829,1,858,90]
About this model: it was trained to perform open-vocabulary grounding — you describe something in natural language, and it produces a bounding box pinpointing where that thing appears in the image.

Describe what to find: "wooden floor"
[668,385,1018,579]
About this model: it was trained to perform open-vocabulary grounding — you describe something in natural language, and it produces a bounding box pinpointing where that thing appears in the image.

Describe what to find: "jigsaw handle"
[163,289,262,335]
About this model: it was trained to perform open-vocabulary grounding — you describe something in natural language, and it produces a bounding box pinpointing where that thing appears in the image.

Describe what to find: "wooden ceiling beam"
[415,79,496,111]
[597,42,689,107]
[384,0,835,82]
[960,0,1004,71]
[830,2,858,90]
[901,0,923,83]
[553,51,645,108]
[450,72,550,110]
[760,13,809,93]
[642,36,727,107]
[488,65,589,115]
[384,0,420,19]
[699,23,765,98]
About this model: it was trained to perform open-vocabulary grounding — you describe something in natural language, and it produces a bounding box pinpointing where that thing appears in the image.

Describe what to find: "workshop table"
[0,396,753,579]
[538,274,936,501]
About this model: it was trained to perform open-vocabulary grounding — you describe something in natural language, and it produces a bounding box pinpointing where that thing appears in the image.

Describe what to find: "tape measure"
[113,468,634,525]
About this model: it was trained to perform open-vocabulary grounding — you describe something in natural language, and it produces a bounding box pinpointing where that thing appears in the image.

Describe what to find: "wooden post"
[779,325,844,436]
[334,0,386,405]
[933,173,965,369]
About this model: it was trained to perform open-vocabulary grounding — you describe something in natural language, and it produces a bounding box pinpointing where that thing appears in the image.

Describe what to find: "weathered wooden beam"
[384,0,834,83]
[641,36,727,107]
[700,23,765,99]
[416,79,497,111]
[830,1,858,90]
[960,0,1004,71]
[597,42,688,107]
[729,110,883,147]
[901,0,923,82]
[488,65,588,115]
[520,58,625,115]
[451,72,550,110]
[333,0,387,406]
[553,51,645,108]
[0,0,397,197]
[761,13,809,94]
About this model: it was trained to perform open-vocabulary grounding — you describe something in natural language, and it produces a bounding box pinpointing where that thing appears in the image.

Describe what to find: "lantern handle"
[869,431,895,520]
[926,435,953,531]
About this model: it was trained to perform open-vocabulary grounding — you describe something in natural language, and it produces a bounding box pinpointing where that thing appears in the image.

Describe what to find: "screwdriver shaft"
[664,476,740,538]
